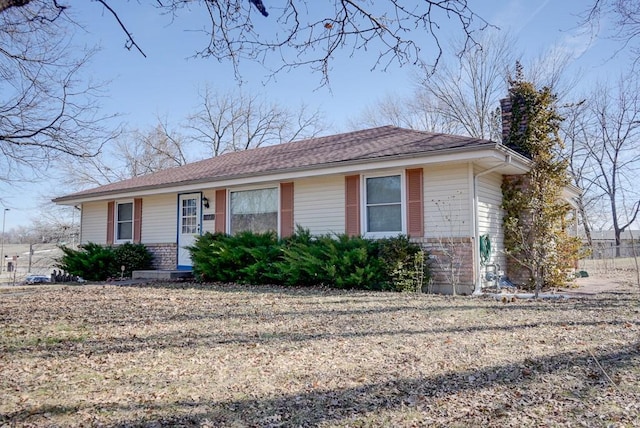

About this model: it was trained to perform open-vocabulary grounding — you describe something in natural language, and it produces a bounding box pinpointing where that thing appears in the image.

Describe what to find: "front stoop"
[132,270,194,281]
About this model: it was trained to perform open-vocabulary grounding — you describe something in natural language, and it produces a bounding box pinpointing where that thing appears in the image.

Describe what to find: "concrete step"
[132,270,193,280]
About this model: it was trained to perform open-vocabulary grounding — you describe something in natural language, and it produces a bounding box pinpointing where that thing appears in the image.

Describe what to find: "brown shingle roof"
[54,126,497,202]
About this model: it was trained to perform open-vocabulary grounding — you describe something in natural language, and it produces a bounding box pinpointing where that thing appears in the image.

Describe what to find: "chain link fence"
[585,242,640,259]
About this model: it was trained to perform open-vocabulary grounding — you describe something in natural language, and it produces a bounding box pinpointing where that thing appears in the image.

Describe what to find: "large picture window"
[365,175,402,234]
[116,201,133,242]
[230,188,278,235]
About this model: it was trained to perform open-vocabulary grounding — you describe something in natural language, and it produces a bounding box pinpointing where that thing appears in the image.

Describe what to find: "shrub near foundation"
[57,242,153,281]
[189,231,281,284]
[189,229,430,291]
[277,232,386,289]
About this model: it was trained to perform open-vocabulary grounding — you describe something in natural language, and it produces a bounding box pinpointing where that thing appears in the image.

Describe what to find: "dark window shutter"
[133,198,143,243]
[280,182,294,237]
[406,168,424,237]
[345,175,361,236]
[106,201,115,245]
[214,189,226,233]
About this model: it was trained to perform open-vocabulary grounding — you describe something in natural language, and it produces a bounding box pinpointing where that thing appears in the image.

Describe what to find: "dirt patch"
[559,261,640,296]
[1,283,639,427]
[564,275,637,296]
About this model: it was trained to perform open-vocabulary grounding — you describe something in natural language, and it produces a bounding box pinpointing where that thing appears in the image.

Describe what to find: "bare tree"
[186,86,327,157]
[0,1,116,183]
[560,99,598,248]
[348,92,459,134]
[123,122,189,178]
[1,1,492,84]
[352,30,584,144]
[585,0,640,66]
[351,32,514,139]
[68,120,189,188]
[156,1,492,83]
[414,32,516,141]
[584,74,640,256]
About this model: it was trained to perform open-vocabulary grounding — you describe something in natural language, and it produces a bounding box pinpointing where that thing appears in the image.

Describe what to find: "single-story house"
[53,125,572,294]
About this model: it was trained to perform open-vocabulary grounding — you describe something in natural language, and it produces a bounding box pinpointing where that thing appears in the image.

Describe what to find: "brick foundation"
[411,237,475,295]
[502,174,534,287]
[145,243,178,270]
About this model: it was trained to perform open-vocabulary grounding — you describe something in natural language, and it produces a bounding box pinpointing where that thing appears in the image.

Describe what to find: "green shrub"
[189,229,430,292]
[57,242,116,281]
[378,235,430,292]
[57,242,153,281]
[235,231,282,284]
[275,227,328,286]
[188,232,221,282]
[113,243,154,277]
[189,231,281,284]
[273,230,386,289]
[321,234,386,290]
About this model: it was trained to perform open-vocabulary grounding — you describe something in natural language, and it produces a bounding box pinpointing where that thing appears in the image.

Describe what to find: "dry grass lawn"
[1,282,639,427]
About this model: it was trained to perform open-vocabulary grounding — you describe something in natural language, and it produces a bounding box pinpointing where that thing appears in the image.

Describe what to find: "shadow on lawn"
[5,342,639,427]
[5,313,639,358]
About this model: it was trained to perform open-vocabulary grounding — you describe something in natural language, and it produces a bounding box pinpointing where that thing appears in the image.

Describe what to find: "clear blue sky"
[0,0,627,230]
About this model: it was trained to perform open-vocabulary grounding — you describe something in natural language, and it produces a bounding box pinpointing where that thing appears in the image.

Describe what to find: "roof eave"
[53,143,527,205]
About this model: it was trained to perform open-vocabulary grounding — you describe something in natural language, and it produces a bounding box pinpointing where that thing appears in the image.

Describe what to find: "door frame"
[176,192,203,270]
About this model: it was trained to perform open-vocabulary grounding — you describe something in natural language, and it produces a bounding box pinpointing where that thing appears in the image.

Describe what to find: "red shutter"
[345,175,361,236]
[406,168,424,237]
[280,182,294,237]
[133,198,143,243]
[106,201,115,245]
[214,189,226,233]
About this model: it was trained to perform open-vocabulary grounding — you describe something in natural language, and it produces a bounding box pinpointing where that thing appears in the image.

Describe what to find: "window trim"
[362,172,406,238]
[228,185,280,236]
[114,200,134,244]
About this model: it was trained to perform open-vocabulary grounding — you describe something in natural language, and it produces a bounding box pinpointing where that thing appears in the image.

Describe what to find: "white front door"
[178,193,201,268]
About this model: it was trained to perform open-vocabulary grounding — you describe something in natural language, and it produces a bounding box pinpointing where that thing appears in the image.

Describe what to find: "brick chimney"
[500,96,529,157]
[500,97,512,144]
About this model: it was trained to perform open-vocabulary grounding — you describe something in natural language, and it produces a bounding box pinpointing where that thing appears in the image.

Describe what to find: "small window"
[365,175,403,234]
[181,197,198,234]
[230,188,278,235]
[116,201,133,242]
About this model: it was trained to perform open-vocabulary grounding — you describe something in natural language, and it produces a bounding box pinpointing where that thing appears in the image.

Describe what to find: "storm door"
[177,193,201,268]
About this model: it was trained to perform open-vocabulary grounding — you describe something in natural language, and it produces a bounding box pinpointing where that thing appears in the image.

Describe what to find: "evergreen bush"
[378,235,430,292]
[190,231,281,284]
[57,242,153,281]
[190,228,430,292]
[113,243,154,277]
[58,242,115,281]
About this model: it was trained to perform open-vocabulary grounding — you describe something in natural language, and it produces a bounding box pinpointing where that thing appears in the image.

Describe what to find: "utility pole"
[28,243,33,274]
[1,208,8,273]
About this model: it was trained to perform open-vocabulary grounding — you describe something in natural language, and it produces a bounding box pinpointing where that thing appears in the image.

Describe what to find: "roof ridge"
[53,126,502,202]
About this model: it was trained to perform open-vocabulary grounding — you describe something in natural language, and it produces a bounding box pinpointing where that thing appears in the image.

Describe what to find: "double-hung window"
[115,201,133,242]
[230,188,278,235]
[365,174,403,236]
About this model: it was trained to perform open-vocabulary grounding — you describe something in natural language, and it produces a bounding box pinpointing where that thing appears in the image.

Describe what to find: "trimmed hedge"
[189,228,430,292]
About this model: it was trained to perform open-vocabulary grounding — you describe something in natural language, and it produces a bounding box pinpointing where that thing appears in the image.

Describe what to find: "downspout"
[75,205,82,248]
[472,155,512,295]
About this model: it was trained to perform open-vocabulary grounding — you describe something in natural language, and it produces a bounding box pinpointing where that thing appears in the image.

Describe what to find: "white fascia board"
[56,148,527,205]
